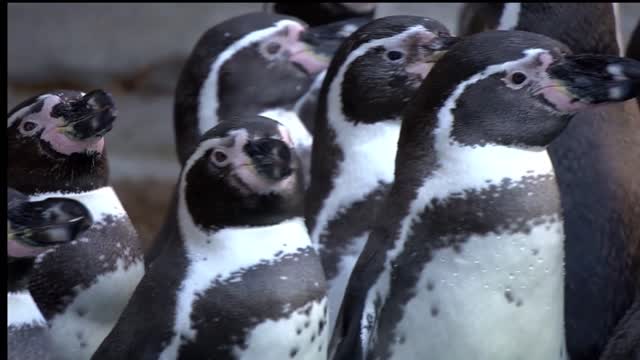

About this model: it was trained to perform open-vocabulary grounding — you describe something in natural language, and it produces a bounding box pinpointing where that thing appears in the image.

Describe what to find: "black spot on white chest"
[174,246,328,359]
[28,214,142,318]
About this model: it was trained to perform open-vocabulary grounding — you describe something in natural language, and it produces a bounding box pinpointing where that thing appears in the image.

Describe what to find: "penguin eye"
[211,149,230,167]
[510,72,528,85]
[386,50,404,61]
[265,42,282,55]
[20,120,39,135]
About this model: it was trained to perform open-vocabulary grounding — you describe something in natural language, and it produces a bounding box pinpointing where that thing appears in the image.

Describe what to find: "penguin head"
[7,187,92,259]
[321,15,459,124]
[7,187,92,291]
[405,30,640,149]
[7,90,114,194]
[178,13,334,126]
[180,116,304,229]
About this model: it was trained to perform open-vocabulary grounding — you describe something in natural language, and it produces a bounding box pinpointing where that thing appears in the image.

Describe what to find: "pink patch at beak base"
[32,96,106,155]
[289,46,329,75]
[284,22,329,75]
[43,125,105,155]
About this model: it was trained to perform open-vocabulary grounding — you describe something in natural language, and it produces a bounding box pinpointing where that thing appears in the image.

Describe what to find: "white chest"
[235,297,329,360]
[161,217,316,359]
[311,120,400,246]
[49,259,144,360]
[384,219,566,360]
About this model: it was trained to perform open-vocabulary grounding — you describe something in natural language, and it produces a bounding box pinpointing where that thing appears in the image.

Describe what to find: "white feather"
[498,3,521,30]
[7,291,46,328]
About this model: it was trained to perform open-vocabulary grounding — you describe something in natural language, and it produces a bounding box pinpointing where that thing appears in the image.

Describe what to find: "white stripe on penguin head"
[8,92,87,128]
[498,3,521,30]
[7,95,51,128]
[326,25,431,127]
[197,19,303,136]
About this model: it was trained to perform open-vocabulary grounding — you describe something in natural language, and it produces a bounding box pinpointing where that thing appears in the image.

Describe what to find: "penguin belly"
[379,222,567,360]
[236,297,329,360]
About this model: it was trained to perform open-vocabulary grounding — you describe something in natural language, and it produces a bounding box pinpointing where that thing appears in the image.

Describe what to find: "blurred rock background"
[8,3,640,249]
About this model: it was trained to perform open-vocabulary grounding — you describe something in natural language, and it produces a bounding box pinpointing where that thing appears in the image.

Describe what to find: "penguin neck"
[7,290,46,329]
[396,104,555,206]
[176,196,311,258]
[326,107,401,184]
[430,131,555,189]
[8,151,109,196]
[307,95,401,237]
[506,3,620,55]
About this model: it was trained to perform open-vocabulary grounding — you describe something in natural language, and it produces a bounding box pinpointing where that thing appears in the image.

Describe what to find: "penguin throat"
[497,3,521,30]
[8,148,108,195]
[309,109,400,245]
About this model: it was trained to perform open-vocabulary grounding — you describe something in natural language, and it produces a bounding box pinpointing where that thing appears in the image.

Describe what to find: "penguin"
[304,15,459,335]
[264,3,376,27]
[331,30,640,360]
[173,12,333,170]
[266,2,375,65]
[8,187,93,360]
[7,90,145,359]
[92,116,329,360]
[456,4,640,359]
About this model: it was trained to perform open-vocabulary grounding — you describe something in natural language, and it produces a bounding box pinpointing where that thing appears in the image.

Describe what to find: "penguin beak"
[57,89,117,140]
[244,138,294,182]
[546,54,640,109]
[8,198,93,257]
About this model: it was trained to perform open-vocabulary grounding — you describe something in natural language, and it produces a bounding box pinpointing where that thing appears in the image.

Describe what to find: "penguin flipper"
[598,293,640,360]
[91,250,186,359]
[144,186,179,268]
[329,225,393,360]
